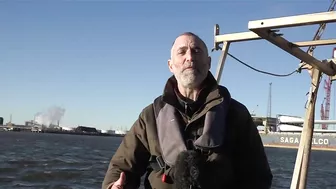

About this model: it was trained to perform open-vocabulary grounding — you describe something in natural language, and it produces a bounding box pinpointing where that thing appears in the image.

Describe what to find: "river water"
[0,132,335,189]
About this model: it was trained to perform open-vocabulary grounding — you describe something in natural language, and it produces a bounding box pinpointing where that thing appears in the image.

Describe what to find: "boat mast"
[211,9,336,189]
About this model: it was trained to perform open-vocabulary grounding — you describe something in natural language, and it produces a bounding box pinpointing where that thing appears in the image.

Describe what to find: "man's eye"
[193,48,201,53]
[177,48,201,55]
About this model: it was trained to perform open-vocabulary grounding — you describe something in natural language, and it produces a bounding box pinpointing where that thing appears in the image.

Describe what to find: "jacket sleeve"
[235,113,273,189]
[102,113,151,189]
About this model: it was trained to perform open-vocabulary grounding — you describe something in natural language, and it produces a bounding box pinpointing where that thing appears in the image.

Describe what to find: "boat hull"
[260,132,336,151]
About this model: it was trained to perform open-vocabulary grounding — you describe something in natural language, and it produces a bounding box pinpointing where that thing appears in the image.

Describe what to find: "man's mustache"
[182,62,198,72]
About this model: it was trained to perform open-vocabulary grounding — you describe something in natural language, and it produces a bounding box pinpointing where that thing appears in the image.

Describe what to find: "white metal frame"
[212,11,336,189]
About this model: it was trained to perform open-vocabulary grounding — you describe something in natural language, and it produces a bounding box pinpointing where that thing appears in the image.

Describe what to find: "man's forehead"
[173,35,204,49]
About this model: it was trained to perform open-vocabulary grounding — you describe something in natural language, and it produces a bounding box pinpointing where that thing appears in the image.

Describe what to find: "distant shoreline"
[0,129,126,137]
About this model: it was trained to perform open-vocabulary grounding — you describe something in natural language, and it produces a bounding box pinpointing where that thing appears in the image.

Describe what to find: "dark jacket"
[102,72,273,189]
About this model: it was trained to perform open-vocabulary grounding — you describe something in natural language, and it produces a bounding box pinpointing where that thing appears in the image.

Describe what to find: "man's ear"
[168,59,174,73]
[207,56,211,69]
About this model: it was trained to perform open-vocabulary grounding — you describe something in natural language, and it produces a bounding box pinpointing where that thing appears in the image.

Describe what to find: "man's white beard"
[177,69,207,89]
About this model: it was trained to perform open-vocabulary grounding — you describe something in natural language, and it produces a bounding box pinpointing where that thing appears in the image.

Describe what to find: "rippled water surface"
[1,132,335,189]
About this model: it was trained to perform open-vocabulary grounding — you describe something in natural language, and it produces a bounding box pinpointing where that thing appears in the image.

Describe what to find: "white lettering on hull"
[280,137,329,145]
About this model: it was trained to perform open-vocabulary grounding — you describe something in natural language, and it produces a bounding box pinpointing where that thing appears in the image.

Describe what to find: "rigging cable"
[227,52,303,77]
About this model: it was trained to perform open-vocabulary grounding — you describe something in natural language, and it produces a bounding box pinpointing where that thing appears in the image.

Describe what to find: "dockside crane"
[321,77,332,129]
[320,98,325,125]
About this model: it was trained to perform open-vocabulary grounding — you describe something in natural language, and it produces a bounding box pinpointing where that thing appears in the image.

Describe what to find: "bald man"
[102,32,273,189]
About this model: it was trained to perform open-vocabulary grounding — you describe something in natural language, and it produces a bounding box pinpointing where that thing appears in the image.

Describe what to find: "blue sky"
[1,0,336,130]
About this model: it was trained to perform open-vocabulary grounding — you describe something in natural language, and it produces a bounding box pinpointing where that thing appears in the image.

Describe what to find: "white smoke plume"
[34,106,66,127]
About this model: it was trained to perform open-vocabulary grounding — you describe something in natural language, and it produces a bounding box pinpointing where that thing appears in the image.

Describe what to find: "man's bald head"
[171,32,209,58]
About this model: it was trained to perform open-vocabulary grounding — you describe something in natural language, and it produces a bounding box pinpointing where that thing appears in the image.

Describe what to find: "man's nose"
[185,49,194,62]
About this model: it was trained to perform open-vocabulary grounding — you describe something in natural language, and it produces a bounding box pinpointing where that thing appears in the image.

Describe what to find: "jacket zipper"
[181,97,223,131]
[186,97,223,128]
[182,102,193,132]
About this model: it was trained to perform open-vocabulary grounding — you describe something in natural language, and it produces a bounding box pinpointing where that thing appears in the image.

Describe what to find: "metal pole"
[290,68,322,189]
[215,41,230,84]
[299,69,321,189]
